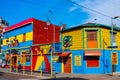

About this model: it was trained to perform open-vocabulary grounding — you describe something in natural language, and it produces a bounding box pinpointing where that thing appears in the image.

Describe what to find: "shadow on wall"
[44,77,89,80]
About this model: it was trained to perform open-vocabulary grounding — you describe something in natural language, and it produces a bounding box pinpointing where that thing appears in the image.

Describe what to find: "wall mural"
[6,36,19,48]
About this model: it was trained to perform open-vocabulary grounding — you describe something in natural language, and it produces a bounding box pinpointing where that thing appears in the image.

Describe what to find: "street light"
[111,16,120,75]
[111,16,120,47]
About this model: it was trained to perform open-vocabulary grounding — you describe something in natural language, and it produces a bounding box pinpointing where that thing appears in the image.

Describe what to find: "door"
[64,57,71,73]
[87,31,97,48]
[112,53,118,72]
[12,53,18,67]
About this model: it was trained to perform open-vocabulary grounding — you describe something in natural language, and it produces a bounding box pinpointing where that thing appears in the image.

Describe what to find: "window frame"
[87,31,97,41]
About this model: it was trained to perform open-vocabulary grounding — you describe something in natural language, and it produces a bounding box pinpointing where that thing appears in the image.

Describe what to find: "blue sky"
[1,0,120,28]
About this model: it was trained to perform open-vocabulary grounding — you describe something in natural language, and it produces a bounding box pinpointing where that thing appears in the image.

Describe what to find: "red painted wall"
[33,19,60,44]
[31,46,40,70]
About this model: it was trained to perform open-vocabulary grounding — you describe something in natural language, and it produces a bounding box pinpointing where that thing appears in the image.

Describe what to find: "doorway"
[63,57,71,73]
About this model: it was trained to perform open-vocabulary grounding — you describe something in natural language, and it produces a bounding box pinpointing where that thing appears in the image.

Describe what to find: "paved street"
[0,69,120,80]
[1,72,120,80]
[1,68,120,80]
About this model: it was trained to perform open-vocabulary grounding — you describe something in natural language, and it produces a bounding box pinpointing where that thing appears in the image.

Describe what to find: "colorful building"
[1,17,120,74]
[1,18,61,71]
[57,23,120,74]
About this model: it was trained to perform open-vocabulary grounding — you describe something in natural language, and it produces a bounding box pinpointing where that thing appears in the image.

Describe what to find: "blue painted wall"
[3,24,33,38]
[55,57,62,73]
[72,50,84,74]
[70,50,120,74]
[2,40,33,50]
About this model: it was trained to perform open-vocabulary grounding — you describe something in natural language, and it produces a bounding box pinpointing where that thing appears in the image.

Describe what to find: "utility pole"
[46,10,56,78]
[111,16,120,75]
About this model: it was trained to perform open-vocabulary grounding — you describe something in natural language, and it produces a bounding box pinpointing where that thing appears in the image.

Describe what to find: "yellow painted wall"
[116,31,120,50]
[2,31,33,46]
[3,39,7,46]
[61,27,120,50]
[101,28,111,49]
[26,32,33,41]
[17,34,24,42]
[40,44,51,54]
[62,29,82,50]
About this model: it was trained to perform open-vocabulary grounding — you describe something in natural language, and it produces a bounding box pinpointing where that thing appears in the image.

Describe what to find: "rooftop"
[61,23,120,32]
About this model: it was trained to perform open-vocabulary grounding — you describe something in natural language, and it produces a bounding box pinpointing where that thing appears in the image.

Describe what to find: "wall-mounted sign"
[74,55,81,66]
[63,36,72,47]
[112,53,118,65]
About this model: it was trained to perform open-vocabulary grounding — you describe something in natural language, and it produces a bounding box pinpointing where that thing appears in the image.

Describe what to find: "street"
[0,70,120,80]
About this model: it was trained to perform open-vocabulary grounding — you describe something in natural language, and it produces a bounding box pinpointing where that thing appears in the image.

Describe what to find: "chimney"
[61,24,66,31]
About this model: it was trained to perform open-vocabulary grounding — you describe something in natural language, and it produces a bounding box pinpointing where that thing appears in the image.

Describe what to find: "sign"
[63,36,72,47]
[74,55,81,66]
[112,53,118,65]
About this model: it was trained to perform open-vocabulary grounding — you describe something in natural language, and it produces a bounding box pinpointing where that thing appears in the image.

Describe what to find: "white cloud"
[69,6,78,12]
[69,0,120,27]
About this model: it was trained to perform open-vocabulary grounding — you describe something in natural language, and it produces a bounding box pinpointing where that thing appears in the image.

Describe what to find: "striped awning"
[85,50,101,56]
[56,52,71,57]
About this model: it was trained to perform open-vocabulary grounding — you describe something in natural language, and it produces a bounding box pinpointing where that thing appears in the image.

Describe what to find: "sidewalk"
[0,68,50,80]
[1,68,120,80]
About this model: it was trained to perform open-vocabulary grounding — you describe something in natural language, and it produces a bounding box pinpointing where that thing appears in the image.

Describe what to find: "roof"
[4,18,35,32]
[4,17,60,32]
[61,23,120,32]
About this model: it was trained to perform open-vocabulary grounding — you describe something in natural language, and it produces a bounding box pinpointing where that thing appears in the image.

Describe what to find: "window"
[26,55,31,62]
[87,31,97,48]
[88,31,97,40]
[23,33,26,42]
[74,55,82,66]
[20,52,26,64]
[86,56,99,67]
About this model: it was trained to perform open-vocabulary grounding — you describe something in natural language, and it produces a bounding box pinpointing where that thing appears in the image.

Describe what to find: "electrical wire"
[66,0,120,21]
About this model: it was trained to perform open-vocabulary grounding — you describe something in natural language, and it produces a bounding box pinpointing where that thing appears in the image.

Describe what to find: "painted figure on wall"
[5,52,10,65]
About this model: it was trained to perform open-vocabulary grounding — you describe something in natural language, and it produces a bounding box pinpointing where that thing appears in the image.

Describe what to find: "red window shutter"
[87,56,99,67]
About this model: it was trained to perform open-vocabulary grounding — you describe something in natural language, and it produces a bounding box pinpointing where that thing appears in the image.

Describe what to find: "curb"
[0,69,50,79]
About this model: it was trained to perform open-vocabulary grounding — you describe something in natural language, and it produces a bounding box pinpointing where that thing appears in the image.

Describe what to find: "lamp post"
[111,16,120,75]
[46,10,56,78]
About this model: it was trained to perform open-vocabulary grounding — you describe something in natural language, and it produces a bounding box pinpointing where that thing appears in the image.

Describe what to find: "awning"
[85,50,101,56]
[56,52,71,57]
